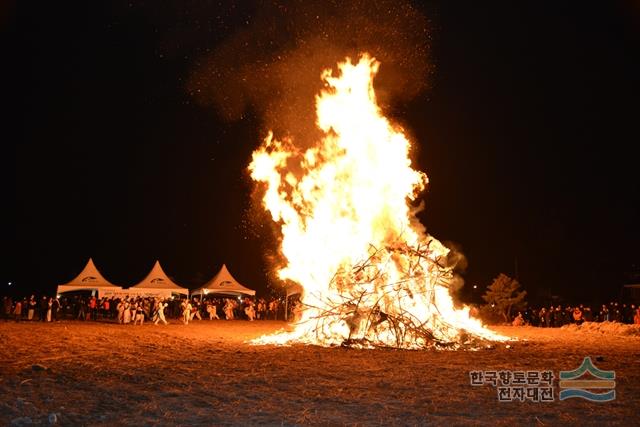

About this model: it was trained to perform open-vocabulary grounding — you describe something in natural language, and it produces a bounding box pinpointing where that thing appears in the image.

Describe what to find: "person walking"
[154,299,168,325]
[224,299,235,320]
[244,299,256,321]
[206,301,220,320]
[190,299,202,321]
[76,298,86,321]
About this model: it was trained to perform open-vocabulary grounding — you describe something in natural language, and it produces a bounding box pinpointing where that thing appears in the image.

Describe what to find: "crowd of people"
[1,294,301,324]
[5,294,638,328]
[511,301,640,326]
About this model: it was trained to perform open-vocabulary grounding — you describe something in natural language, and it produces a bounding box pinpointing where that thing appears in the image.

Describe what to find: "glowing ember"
[249,54,508,348]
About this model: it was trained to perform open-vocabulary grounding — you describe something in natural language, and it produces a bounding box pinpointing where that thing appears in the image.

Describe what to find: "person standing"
[538,308,547,327]
[182,299,192,325]
[46,298,53,322]
[572,307,583,325]
[27,296,36,321]
[512,312,524,326]
[599,305,610,322]
[130,302,137,324]
[584,306,593,322]
[553,305,563,327]
[143,299,151,321]
[3,297,12,320]
[103,299,110,319]
[13,300,22,321]
[123,300,132,324]
[133,303,144,325]
[52,297,60,321]
[39,296,48,321]
[116,300,125,324]
[269,299,279,320]
[88,296,97,321]
[256,299,266,320]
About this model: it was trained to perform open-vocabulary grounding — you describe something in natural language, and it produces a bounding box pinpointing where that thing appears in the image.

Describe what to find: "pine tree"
[482,273,527,323]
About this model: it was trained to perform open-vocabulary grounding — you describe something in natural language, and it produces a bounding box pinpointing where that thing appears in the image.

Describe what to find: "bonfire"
[249,54,508,349]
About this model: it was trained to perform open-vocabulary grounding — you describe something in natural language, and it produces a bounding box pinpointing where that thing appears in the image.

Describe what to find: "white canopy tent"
[125,260,189,298]
[191,264,256,297]
[57,258,124,297]
[284,282,303,297]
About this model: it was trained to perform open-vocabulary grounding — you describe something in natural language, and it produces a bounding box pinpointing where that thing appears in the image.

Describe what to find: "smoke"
[188,0,432,145]
[441,240,469,306]
[188,0,434,295]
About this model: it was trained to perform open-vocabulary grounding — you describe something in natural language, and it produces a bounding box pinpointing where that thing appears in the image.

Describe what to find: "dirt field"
[1,320,638,426]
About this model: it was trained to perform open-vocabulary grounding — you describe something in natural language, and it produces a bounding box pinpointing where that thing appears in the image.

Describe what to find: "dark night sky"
[8,1,640,304]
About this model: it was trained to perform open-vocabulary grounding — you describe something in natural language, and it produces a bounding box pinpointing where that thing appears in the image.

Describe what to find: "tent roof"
[60,258,120,288]
[284,282,304,297]
[193,264,255,296]
[130,260,188,293]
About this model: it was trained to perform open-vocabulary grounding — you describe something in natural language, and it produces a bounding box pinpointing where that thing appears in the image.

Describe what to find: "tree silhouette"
[482,273,527,323]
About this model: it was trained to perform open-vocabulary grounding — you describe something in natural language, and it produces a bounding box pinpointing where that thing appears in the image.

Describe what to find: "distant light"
[7,282,11,286]
[473,285,477,289]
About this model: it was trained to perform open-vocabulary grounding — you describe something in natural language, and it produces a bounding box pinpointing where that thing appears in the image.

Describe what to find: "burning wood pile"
[249,54,508,349]
[303,242,490,349]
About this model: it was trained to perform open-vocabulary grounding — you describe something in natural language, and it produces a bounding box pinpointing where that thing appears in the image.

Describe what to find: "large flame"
[249,54,507,348]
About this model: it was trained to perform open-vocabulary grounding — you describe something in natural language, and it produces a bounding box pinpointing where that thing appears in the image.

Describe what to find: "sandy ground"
[1,320,638,426]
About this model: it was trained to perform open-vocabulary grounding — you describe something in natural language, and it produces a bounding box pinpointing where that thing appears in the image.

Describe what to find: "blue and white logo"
[559,357,615,402]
